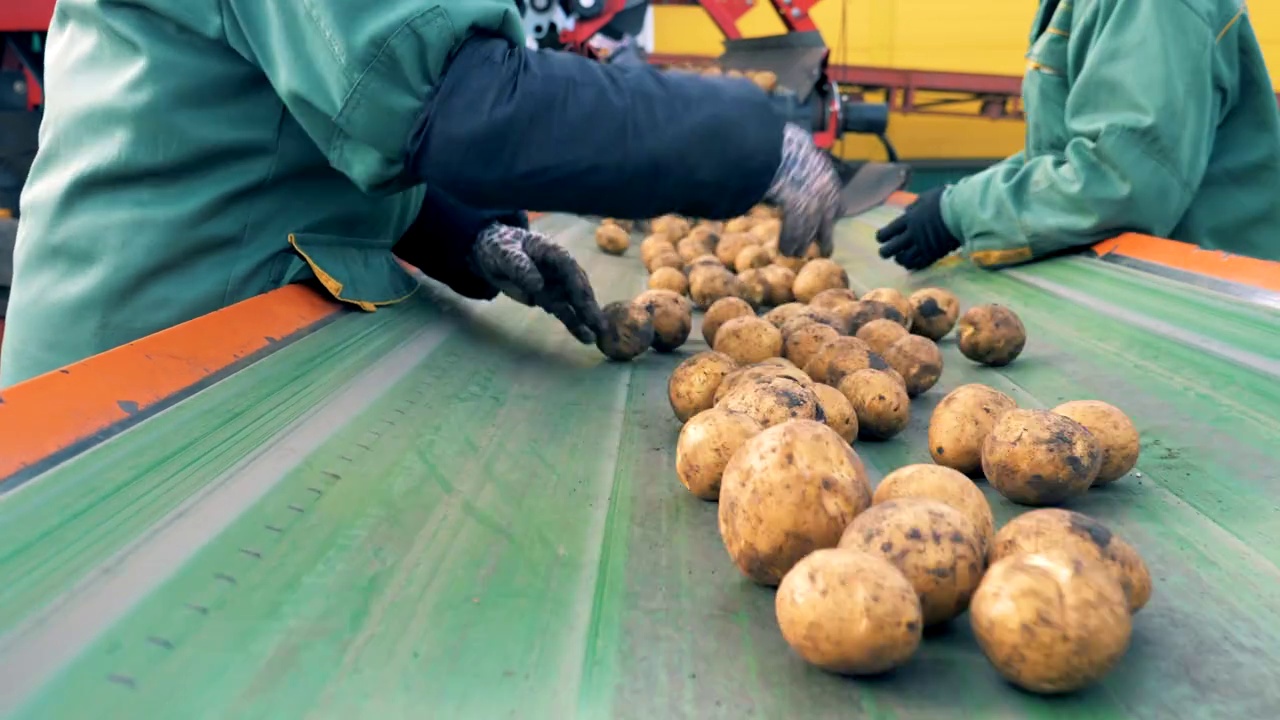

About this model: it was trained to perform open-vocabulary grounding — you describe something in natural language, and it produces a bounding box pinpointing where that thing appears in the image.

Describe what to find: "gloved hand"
[469,224,608,344]
[875,188,961,270]
[764,123,843,257]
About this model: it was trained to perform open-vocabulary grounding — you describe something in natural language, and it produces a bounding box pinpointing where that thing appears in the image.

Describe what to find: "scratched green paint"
[6,215,1280,718]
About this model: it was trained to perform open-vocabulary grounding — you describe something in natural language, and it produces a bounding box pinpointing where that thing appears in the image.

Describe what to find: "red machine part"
[1,0,53,110]
[558,0,630,53]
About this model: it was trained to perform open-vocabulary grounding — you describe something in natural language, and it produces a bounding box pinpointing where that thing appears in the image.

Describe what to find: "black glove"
[875,188,961,270]
[396,186,527,301]
[764,123,843,257]
[469,224,608,344]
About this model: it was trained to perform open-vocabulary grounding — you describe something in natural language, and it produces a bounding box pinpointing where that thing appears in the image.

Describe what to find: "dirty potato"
[718,376,825,429]
[813,383,858,443]
[676,408,763,500]
[802,336,879,386]
[839,499,985,626]
[724,216,756,234]
[690,267,748,310]
[837,369,910,440]
[634,289,693,353]
[595,222,630,255]
[718,420,873,585]
[668,351,739,423]
[861,288,913,330]
[928,384,1018,476]
[763,302,808,328]
[640,234,677,266]
[958,304,1027,366]
[646,250,684,274]
[776,548,922,675]
[881,335,944,397]
[784,323,841,370]
[652,214,691,242]
[873,464,995,556]
[749,218,781,245]
[737,269,768,307]
[648,266,689,295]
[1052,400,1141,485]
[713,316,784,365]
[597,300,654,361]
[716,232,757,266]
[982,409,1103,505]
[735,245,772,273]
[773,254,808,273]
[759,265,798,306]
[909,287,961,340]
[793,259,850,303]
[809,288,860,310]
[970,549,1132,694]
[702,296,756,346]
[990,509,1152,613]
[856,318,909,355]
[714,362,815,404]
[677,234,714,264]
[841,300,910,334]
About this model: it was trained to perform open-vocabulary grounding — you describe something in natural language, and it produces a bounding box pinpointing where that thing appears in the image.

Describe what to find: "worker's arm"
[940,0,1220,268]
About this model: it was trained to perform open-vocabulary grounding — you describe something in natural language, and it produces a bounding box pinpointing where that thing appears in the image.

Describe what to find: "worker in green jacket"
[877,0,1280,270]
[0,1,842,388]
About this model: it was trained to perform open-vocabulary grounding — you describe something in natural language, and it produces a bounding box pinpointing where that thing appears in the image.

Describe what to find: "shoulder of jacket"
[1075,0,1236,34]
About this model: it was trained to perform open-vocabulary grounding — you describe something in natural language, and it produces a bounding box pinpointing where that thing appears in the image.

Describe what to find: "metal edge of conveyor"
[0,321,454,715]
[1096,253,1280,311]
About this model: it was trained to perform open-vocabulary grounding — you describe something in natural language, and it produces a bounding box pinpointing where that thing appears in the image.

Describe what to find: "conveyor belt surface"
[1,211,1279,718]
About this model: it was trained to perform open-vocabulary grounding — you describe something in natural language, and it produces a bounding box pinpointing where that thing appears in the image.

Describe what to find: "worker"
[0,3,842,388]
[877,0,1280,271]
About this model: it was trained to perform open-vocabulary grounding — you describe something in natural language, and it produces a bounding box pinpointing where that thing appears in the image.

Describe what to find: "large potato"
[982,409,1103,505]
[690,267,748,310]
[803,337,883,386]
[839,499,985,625]
[595,222,630,255]
[648,266,689,295]
[713,316,784,365]
[784,323,841,370]
[677,233,715,264]
[881,335,944,397]
[813,383,858,443]
[646,250,684,274]
[716,232,757,266]
[970,550,1132,694]
[702,296,755,346]
[676,408,763,500]
[719,420,872,585]
[990,508,1152,613]
[668,351,738,423]
[958,304,1027,366]
[1052,400,1140,484]
[597,301,654,361]
[640,235,676,266]
[929,384,1018,476]
[872,464,995,556]
[909,288,961,340]
[860,288,913,331]
[779,309,846,341]
[718,376,825,428]
[763,302,807,328]
[714,362,814,404]
[776,548,922,675]
[837,369,910,440]
[855,318,908,355]
[634,290,692,353]
[737,269,768,307]
[793,259,849,303]
[841,300,910,334]
[759,265,797,305]
[773,254,807,273]
[735,245,771,272]
[809,288,859,310]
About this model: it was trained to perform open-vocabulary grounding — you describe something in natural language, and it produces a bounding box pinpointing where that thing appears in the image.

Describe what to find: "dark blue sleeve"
[410,36,785,220]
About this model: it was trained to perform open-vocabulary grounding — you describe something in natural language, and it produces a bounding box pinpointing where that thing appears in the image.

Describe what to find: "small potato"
[1052,400,1140,484]
[737,269,768,307]
[837,369,910,440]
[813,383,858,443]
[861,288,913,330]
[776,548,922,675]
[841,300,910,334]
[734,245,771,272]
[716,233,757,266]
[595,223,630,255]
[928,384,1018,476]
[873,464,994,556]
[749,70,779,93]
[690,267,748,310]
[677,233,716,263]
[839,499,985,625]
[713,316,784,365]
[991,508,1152,613]
[759,265,797,306]
[763,302,808,328]
[971,550,1132,694]
[648,266,689,295]
[602,218,634,232]
[779,308,846,341]
[668,351,738,423]
[718,376,825,429]
[749,218,781,244]
[809,288,859,310]
[749,203,781,220]
[793,259,850,303]
[686,254,725,273]
[597,301,654,361]
[702,296,756,346]
[652,214,691,242]
[773,255,808,273]
[881,335,944,397]
[802,336,878,386]
[676,408,763,500]
[982,409,1102,505]
[646,250,684,274]
[640,235,677,266]
[718,420,872,585]
[714,362,815,404]
[855,318,909,355]
[784,323,841,370]
[909,288,961,340]
[958,304,1027,366]
[724,216,756,233]
[634,289,693,353]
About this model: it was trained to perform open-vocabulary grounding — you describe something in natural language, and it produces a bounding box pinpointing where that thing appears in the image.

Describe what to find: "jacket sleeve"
[940,0,1221,269]
[220,0,523,194]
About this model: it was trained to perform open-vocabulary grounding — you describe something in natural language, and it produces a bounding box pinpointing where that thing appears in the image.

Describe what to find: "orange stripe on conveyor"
[1093,233,1280,294]
[0,285,344,482]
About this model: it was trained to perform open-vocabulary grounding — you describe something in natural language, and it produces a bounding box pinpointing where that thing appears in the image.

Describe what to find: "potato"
[758,357,798,368]
[648,266,689,295]
[970,550,1132,694]
[686,254,725,273]
[724,216,755,234]
[652,214,691,242]
[640,235,677,266]
[982,409,1102,505]
[792,259,849,303]
[668,351,738,423]
[718,376,825,428]
[841,300,910,334]
[595,223,630,255]
[776,548,922,675]
[909,287,961,340]
[597,300,654,361]
[714,362,814,404]
[873,464,994,556]
[839,499,985,625]
[602,217,634,232]
[928,384,1018,476]
[713,316,784,365]
[677,233,716,263]
[778,308,846,341]
[734,245,771,273]
[881,335,944,397]
[836,369,910,440]
[749,203,781,220]
[702,296,755,346]
[695,219,724,234]
[690,267,748,310]
[861,288,913,330]
[718,420,872,585]
[634,289,692,353]
[749,218,781,244]
[990,508,1152,613]
[958,304,1027,366]
[646,250,684,273]
[808,288,859,310]
[749,70,779,93]
[803,336,882,386]
[784,323,840,370]
[716,232,757,266]
[773,254,807,273]
[759,265,797,305]
[1052,400,1140,484]
[676,408,763,500]
[855,318,909,355]
[736,268,768,307]
[763,302,807,328]
[813,383,858,443]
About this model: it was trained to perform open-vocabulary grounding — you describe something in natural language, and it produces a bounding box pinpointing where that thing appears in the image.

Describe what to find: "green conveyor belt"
[2,211,1279,718]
